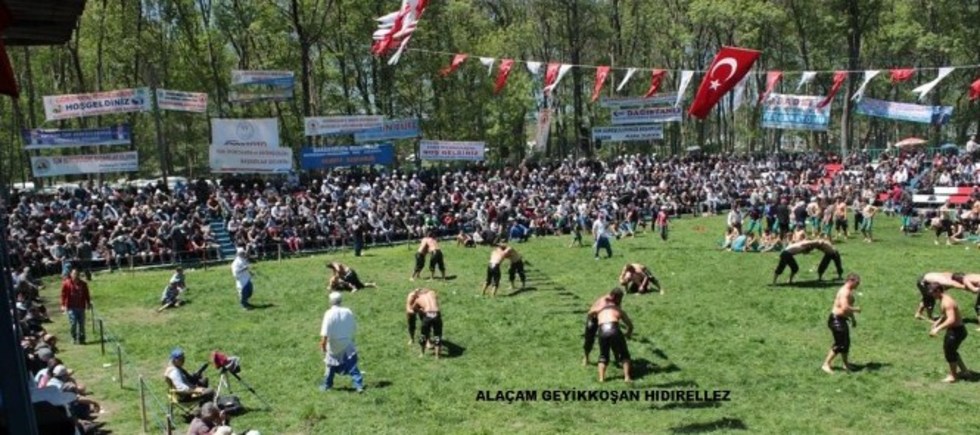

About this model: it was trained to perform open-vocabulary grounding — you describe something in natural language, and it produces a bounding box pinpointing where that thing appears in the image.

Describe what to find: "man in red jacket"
[60,268,91,345]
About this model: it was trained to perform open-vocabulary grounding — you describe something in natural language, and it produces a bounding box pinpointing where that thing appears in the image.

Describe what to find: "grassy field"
[40,215,980,434]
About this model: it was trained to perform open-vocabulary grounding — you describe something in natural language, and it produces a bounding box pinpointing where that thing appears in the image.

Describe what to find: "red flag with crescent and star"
[817,71,848,109]
[890,68,915,84]
[970,78,980,101]
[494,59,515,95]
[643,69,667,98]
[688,46,761,119]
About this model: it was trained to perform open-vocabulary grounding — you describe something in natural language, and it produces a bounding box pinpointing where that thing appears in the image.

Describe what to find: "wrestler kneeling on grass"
[406,288,442,358]
[619,263,662,294]
[327,262,376,292]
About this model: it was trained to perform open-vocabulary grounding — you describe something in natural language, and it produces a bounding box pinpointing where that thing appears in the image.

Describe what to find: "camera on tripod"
[211,351,241,375]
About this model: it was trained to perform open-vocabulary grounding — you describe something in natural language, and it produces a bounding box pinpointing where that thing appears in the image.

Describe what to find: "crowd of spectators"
[4,149,980,281]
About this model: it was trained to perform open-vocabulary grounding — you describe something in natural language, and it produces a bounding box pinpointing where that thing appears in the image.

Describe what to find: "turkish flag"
[643,69,667,98]
[688,46,761,119]
[591,66,610,102]
[439,54,468,77]
[817,71,847,109]
[493,59,515,95]
[0,2,16,98]
[970,78,980,101]
[758,71,782,103]
[890,68,915,84]
[543,63,560,95]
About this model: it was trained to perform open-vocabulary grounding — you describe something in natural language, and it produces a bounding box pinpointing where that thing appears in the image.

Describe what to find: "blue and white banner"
[229,70,294,102]
[300,144,395,169]
[31,152,138,177]
[592,125,664,142]
[761,93,831,131]
[354,118,421,143]
[156,89,208,113]
[419,140,485,161]
[600,93,677,108]
[855,97,953,125]
[22,124,131,150]
[43,88,151,121]
[211,118,279,147]
[209,145,293,174]
[305,116,384,136]
[610,106,683,125]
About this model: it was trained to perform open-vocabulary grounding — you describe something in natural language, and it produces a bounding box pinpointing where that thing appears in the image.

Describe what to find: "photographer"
[165,348,214,401]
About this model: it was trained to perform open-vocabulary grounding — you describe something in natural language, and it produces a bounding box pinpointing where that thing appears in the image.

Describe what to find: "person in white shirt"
[592,214,613,259]
[231,248,254,310]
[966,135,978,155]
[319,292,363,392]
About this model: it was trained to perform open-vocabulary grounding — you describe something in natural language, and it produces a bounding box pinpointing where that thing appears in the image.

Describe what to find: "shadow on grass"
[770,280,839,289]
[669,417,747,433]
[330,380,394,392]
[631,358,681,380]
[247,303,276,310]
[441,340,466,358]
[654,400,723,411]
[506,286,538,297]
[651,379,699,388]
[849,361,891,372]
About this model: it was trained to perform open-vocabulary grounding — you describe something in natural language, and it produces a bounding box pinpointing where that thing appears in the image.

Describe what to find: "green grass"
[41,215,980,434]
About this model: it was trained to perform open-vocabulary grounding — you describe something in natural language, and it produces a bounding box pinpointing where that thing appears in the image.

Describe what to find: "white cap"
[53,364,69,377]
[328,292,343,306]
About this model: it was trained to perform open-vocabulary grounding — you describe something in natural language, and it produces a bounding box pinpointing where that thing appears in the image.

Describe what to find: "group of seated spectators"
[5,148,980,282]
[13,270,104,434]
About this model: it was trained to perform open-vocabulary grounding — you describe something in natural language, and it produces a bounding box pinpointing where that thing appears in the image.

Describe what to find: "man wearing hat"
[231,248,254,310]
[165,348,214,401]
[319,292,364,392]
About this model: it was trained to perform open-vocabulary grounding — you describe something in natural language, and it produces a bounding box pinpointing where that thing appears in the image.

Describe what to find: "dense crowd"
[4,149,980,280]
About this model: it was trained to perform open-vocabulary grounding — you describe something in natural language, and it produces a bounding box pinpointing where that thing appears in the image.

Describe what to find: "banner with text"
[31,152,138,177]
[305,116,384,136]
[209,145,293,174]
[534,109,552,152]
[761,94,831,131]
[600,93,677,108]
[611,106,683,125]
[22,124,131,150]
[301,144,395,169]
[156,89,208,113]
[353,118,421,143]
[592,125,664,142]
[855,97,953,125]
[43,88,151,121]
[419,140,486,161]
[229,70,295,102]
[211,118,279,147]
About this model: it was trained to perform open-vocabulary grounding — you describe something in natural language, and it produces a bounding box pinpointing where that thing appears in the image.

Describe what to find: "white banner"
[209,145,293,174]
[675,70,694,108]
[43,88,151,121]
[534,109,551,152]
[156,89,208,113]
[592,125,664,142]
[611,106,683,124]
[600,93,677,108]
[211,118,279,147]
[419,140,486,161]
[31,152,138,177]
[305,116,384,136]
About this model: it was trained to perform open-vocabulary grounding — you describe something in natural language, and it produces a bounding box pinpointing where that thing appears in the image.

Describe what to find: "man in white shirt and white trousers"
[319,292,364,392]
[231,248,254,310]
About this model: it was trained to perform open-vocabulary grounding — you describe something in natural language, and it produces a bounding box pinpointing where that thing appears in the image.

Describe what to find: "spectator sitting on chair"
[165,348,214,402]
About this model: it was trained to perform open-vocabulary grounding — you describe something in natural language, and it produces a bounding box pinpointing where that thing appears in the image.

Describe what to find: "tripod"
[213,368,273,411]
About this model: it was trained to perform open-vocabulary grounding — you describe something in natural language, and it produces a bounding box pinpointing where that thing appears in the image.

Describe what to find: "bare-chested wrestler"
[618,263,662,294]
[822,274,861,374]
[499,244,527,291]
[412,231,445,281]
[481,244,508,297]
[834,198,849,240]
[583,288,625,366]
[772,240,822,284]
[915,272,975,321]
[327,261,376,292]
[928,283,973,383]
[596,303,634,383]
[813,240,844,281]
[406,288,443,358]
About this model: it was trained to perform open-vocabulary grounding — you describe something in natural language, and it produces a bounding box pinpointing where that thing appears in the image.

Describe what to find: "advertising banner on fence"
[209,145,293,174]
[31,151,138,177]
[22,124,131,150]
[211,118,279,147]
[761,93,831,131]
[353,118,421,143]
[305,116,384,136]
[534,109,552,152]
[419,140,486,161]
[855,97,953,125]
[43,88,151,121]
[592,124,664,142]
[600,93,677,108]
[156,89,208,113]
[300,144,395,169]
[229,70,295,102]
[611,106,683,125]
